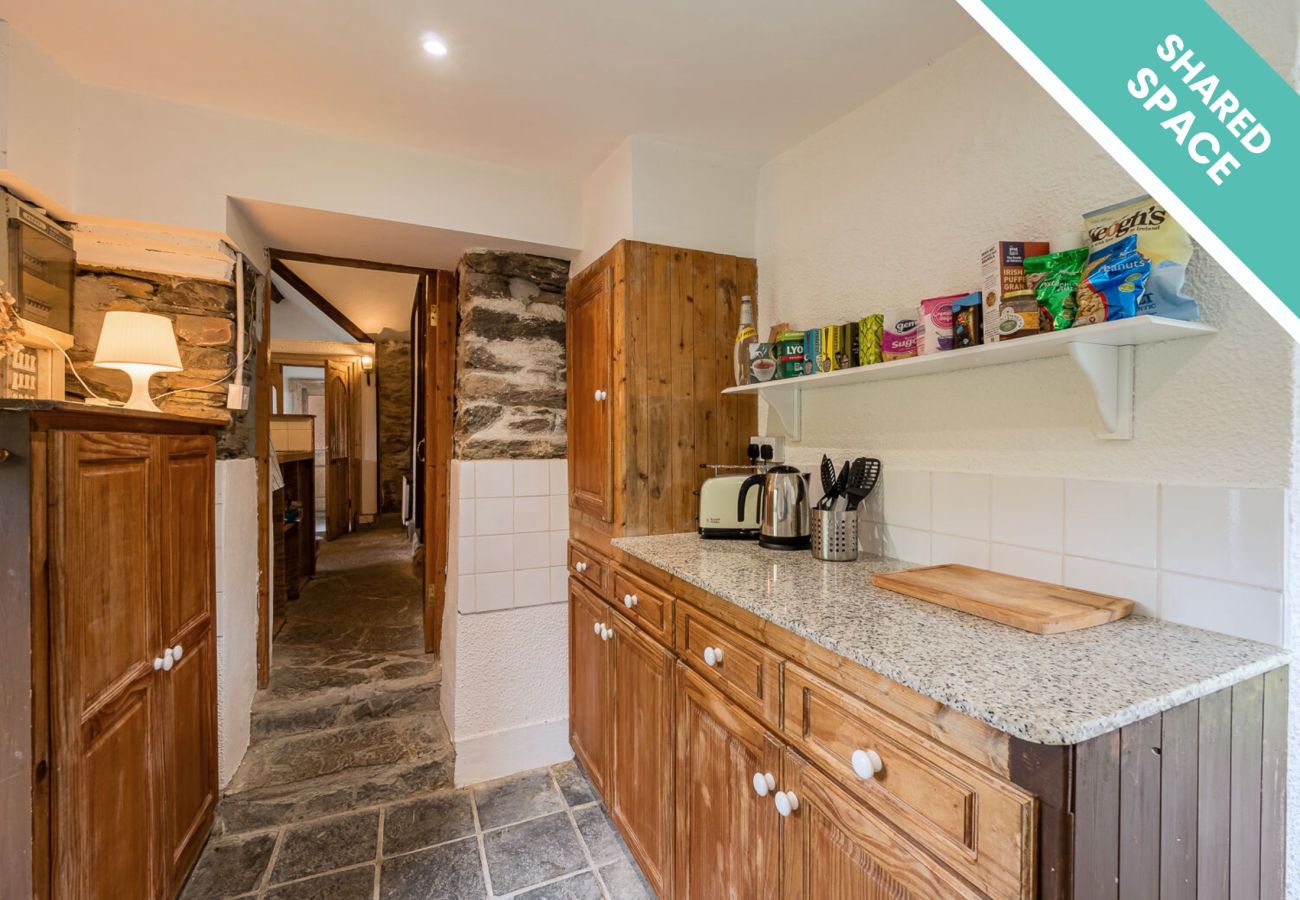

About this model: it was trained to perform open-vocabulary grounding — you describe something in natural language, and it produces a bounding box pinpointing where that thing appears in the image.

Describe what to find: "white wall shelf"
[723,316,1217,441]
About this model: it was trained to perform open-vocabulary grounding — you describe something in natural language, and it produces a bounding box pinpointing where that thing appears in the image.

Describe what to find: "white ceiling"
[282,260,420,336]
[4,0,978,180]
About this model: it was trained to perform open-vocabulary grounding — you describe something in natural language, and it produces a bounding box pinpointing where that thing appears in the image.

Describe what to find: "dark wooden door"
[609,615,674,897]
[781,748,983,899]
[50,431,163,900]
[324,358,350,539]
[567,266,613,523]
[158,435,218,895]
[568,579,611,795]
[422,270,456,654]
[674,663,782,900]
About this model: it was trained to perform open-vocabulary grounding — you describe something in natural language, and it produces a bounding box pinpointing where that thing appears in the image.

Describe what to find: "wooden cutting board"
[871,564,1134,634]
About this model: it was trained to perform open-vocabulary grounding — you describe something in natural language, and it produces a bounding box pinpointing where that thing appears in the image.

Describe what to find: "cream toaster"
[699,473,761,539]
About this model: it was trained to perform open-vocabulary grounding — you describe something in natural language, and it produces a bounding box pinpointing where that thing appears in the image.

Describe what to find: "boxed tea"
[981,241,1049,343]
[951,293,982,348]
[838,322,859,369]
[859,315,883,365]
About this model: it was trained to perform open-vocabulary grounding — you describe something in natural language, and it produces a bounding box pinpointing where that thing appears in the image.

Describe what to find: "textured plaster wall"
[215,458,258,787]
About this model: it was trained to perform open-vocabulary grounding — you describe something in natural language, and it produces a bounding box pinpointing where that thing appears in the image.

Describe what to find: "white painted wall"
[443,459,572,785]
[575,139,634,273]
[0,22,78,212]
[214,458,259,786]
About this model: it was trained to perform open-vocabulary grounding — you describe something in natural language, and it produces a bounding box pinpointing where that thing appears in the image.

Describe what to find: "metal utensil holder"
[811,508,859,562]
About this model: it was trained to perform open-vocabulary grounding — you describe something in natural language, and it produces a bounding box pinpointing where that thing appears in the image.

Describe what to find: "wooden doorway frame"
[255,252,455,686]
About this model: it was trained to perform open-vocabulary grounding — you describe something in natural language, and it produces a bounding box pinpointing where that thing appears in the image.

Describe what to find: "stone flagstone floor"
[181,526,651,899]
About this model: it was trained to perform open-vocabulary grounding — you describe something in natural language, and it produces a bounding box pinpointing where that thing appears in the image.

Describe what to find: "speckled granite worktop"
[611,533,1289,745]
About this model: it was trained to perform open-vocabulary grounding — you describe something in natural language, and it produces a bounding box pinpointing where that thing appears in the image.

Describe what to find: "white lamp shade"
[94,311,183,371]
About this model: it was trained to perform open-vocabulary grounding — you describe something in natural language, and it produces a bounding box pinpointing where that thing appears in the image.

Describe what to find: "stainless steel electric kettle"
[737,465,811,550]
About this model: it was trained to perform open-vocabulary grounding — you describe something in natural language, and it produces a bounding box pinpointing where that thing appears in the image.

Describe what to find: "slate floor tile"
[600,858,655,900]
[380,836,484,900]
[383,789,475,855]
[572,803,626,866]
[180,831,277,899]
[551,760,597,806]
[483,812,586,894]
[264,865,375,899]
[473,769,564,830]
[270,810,378,884]
[516,871,604,900]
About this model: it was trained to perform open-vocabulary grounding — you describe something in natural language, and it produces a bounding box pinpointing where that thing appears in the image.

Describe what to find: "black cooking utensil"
[818,456,836,509]
[830,461,850,509]
[845,458,882,510]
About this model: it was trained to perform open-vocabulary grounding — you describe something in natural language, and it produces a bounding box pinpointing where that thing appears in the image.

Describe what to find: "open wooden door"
[422,271,457,654]
[324,358,351,539]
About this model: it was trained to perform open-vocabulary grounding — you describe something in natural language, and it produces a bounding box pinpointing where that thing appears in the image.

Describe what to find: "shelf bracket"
[761,389,802,441]
[1068,343,1134,440]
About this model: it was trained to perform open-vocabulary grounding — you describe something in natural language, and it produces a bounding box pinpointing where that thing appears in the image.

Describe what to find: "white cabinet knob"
[703,646,724,667]
[601,624,613,642]
[153,656,164,671]
[851,749,883,780]
[576,561,588,573]
[593,621,603,635]
[594,389,607,401]
[172,644,184,660]
[623,593,638,609]
[752,772,776,797]
[161,648,174,672]
[774,791,800,817]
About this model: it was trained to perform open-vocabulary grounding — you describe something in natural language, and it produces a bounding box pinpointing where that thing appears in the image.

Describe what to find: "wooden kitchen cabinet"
[567,265,614,522]
[0,406,219,900]
[569,578,612,795]
[674,664,782,900]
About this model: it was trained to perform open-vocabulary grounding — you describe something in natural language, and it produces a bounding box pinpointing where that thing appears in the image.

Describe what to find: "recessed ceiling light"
[422,34,448,57]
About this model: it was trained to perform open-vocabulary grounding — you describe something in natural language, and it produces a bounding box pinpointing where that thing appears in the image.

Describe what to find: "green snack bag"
[1024,247,1087,331]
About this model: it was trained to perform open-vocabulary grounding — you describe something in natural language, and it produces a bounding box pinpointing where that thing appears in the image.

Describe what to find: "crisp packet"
[1024,247,1086,331]
[1075,235,1148,325]
[1083,196,1198,321]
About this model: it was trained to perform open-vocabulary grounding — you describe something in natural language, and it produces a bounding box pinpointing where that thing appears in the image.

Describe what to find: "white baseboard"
[453,717,573,787]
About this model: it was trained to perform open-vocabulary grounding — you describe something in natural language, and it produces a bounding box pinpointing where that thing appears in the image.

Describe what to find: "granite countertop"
[612,533,1289,745]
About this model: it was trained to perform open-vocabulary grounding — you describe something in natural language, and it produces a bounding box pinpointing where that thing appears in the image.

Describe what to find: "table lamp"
[93,311,183,412]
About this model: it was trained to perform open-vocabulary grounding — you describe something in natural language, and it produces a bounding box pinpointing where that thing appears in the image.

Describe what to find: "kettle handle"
[737,474,764,522]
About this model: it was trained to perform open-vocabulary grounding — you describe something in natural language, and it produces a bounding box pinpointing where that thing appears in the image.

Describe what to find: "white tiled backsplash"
[805,467,1286,645]
[450,459,570,615]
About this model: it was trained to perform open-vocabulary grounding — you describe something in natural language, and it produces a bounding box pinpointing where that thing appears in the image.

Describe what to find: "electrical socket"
[749,435,784,464]
[226,383,250,411]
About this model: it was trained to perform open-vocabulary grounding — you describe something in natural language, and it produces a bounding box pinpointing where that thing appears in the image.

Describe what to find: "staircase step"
[252,678,439,740]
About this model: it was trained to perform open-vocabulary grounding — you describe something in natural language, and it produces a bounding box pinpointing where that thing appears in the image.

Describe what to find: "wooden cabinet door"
[567,266,613,522]
[781,748,984,900]
[50,431,163,900]
[675,663,782,900]
[324,357,351,539]
[609,615,673,897]
[159,436,218,895]
[569,579,611,795]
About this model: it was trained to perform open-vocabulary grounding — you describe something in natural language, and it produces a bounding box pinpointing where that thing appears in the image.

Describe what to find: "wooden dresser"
[0,404,220,900]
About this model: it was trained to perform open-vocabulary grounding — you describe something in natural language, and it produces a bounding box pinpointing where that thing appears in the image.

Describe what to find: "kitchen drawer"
[782,662,1034,900]
[610,568,673,645]
[568,541,606,594]
[676,602,781,727]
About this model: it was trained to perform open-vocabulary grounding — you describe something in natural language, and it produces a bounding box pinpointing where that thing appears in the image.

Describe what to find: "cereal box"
[981,241,1049,343]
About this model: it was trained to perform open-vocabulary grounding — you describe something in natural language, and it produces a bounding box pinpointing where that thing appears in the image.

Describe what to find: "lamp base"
[122,369,163,412]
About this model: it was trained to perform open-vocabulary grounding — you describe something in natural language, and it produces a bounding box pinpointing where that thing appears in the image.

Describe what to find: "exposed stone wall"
[69,261,261,459]
[454,251,569,460]
[375,328,412,513]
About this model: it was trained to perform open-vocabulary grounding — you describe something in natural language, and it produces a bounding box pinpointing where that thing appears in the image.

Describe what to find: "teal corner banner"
[962,0,1300,328]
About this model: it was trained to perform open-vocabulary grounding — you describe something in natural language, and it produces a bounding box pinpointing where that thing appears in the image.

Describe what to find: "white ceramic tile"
[474,498,514,536]
[930,472,990,539]
[514,532,549,570]
[879,470,930,530]
[991,476,1063,552]
[549,497,570,531]
[514,496,550,533]
[549,459,569,496]
[475,460,514,498]
[474,571,514,612]
[458,536,475,576]
[930,533,990,568]
[473,535,513,573]
[457,574,476,614]
[550,566,570,604]
[990,543,1062,584]
[1159,484,1284,589]
[1064,557,1159,618]
[863,524,929,565]
[456,460,475,500]
[1159,572,1283,645]
[549,531,569,566]
[458,499,476,537]
[512,460,550,497]
[1064,479,1157,568]
[514,568,552,607]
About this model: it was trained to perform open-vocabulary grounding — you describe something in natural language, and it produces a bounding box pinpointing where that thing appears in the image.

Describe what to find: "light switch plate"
[226,383,250,410]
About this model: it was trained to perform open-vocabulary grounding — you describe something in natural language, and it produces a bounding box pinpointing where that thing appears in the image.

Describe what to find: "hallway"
[181,527,649,900]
